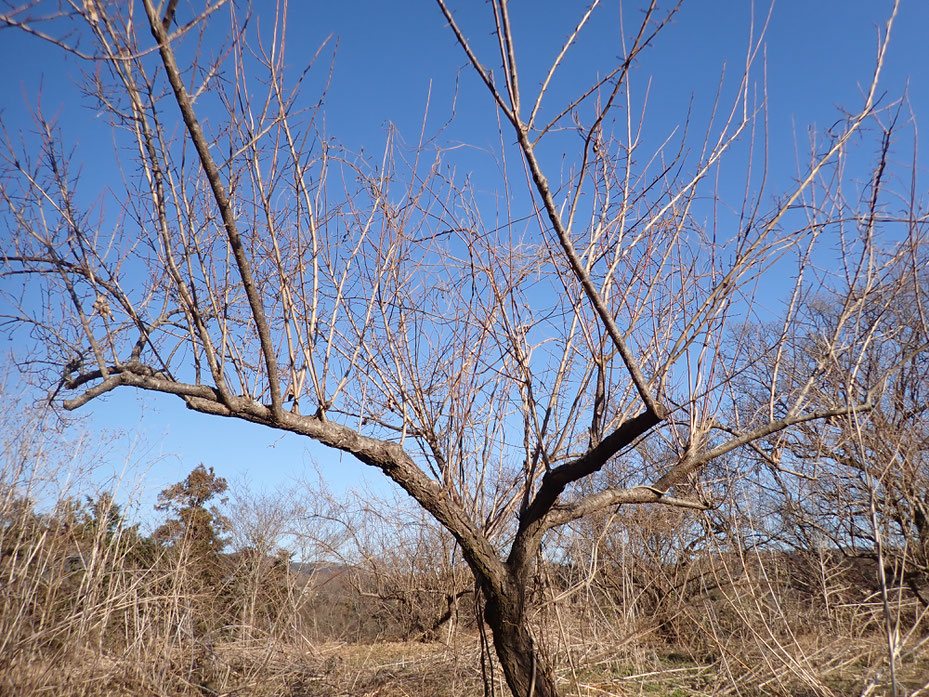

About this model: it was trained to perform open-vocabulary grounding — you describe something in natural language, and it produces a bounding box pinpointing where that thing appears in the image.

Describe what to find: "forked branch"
[142,0,284,418]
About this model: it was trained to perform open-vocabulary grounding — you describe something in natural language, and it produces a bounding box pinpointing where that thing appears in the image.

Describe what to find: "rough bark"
[482,577,556,697]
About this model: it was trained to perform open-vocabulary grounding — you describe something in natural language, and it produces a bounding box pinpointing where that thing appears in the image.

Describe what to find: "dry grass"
[1,557,926,697]
[1,415,927,697]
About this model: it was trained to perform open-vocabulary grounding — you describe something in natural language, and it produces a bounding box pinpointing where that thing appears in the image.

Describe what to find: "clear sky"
[1,1,926,524]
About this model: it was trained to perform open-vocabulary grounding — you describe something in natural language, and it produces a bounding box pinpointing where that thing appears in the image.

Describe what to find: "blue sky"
[1,1,926,523]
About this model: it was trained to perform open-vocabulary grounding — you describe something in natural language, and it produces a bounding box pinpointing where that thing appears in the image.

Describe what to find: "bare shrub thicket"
[336,498,472,644]
[287,482,473,644]
[0,408,318,696]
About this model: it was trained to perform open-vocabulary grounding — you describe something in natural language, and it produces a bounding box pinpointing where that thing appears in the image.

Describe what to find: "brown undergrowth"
[1,429,926,697]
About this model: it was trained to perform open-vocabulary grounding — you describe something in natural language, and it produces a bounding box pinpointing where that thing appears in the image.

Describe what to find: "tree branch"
[507,408,661,569]
[547,486,711,528]
[541,401,876,530]
[63,357,509,598]
[142,0,284,419]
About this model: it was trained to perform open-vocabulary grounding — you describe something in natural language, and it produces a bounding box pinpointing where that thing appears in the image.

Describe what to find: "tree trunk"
[483,587,558,697]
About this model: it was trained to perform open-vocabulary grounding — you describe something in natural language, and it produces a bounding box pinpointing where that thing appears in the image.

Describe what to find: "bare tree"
[744,235,929,687]
[0,1,918,694]
[750,258,928,574]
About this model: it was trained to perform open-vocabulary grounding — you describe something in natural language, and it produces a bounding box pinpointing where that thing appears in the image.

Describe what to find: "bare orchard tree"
[747,246,929,597]
[728,226,929,692]
[0,1,916,695]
